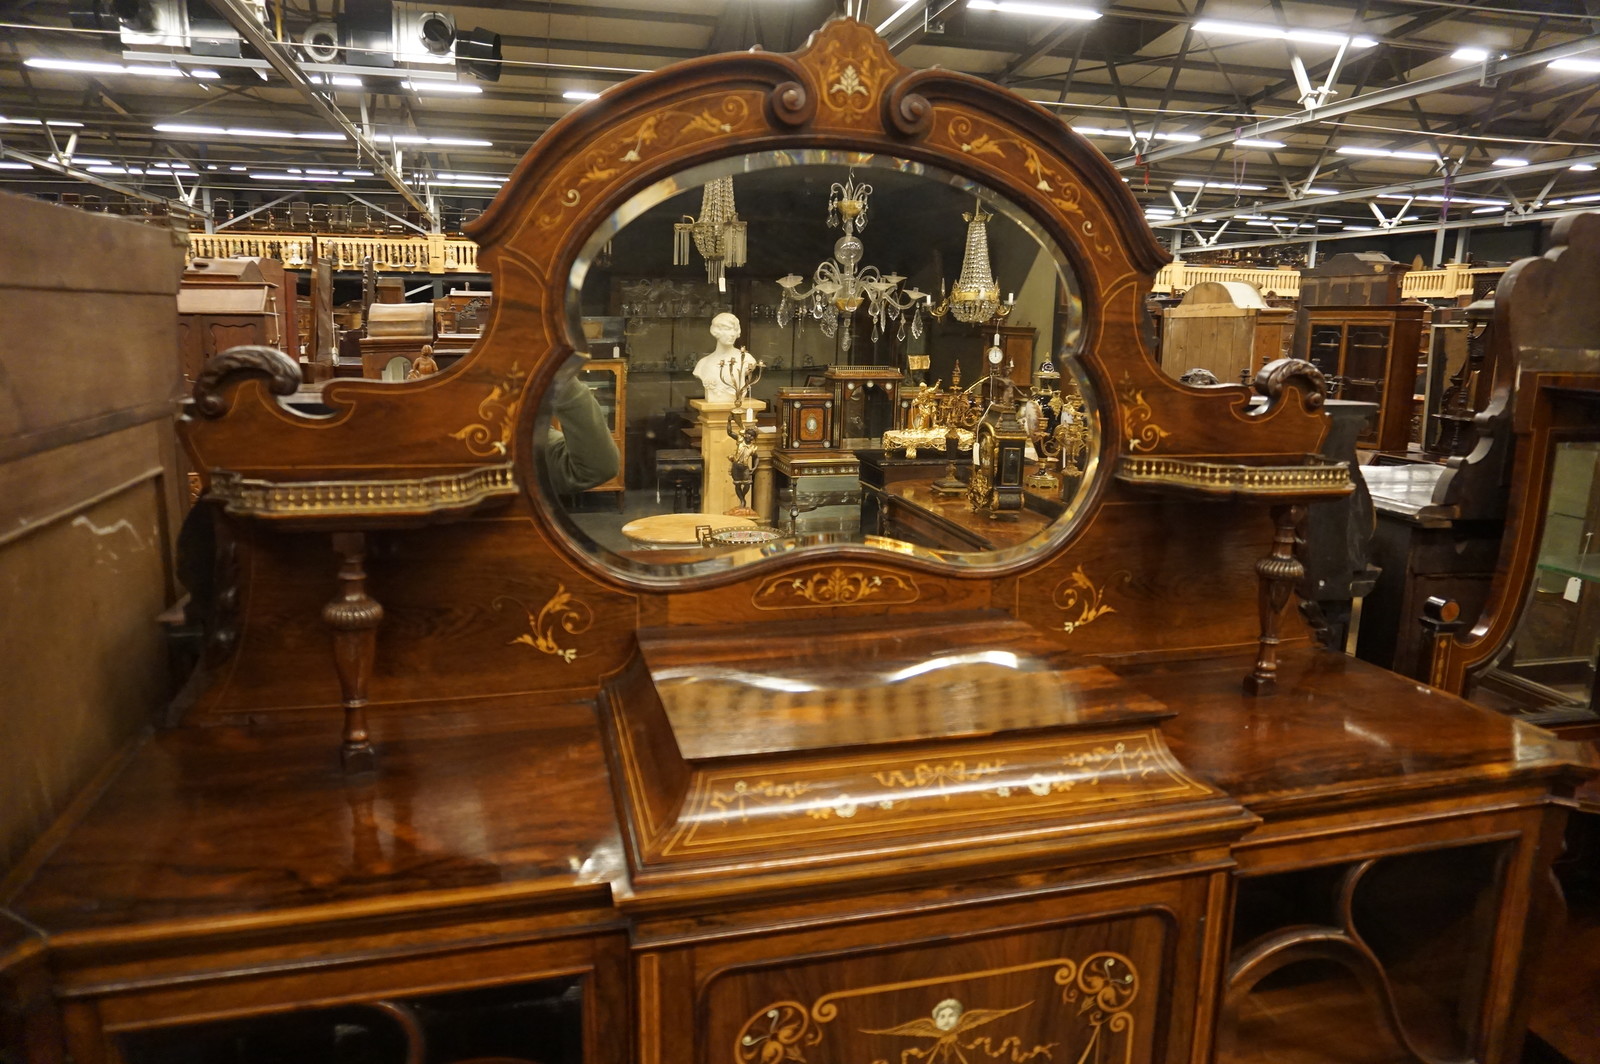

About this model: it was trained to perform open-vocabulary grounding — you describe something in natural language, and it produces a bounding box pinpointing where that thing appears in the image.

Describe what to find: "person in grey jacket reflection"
[545,367,620,494]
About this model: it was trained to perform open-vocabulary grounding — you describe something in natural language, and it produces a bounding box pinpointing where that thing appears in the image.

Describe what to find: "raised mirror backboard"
[534,151,1101,574]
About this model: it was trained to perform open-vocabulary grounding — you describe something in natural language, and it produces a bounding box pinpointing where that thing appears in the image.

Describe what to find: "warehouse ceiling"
[2,0,1600,258]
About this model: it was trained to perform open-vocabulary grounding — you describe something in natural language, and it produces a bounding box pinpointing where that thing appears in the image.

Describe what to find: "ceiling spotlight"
[457,27,503,82]
[417,11,456,56]
[966,1,1102,19]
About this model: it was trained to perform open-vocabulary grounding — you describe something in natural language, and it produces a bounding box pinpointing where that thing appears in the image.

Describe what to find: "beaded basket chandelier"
[673,176,747,289]
[946,200,1002,324]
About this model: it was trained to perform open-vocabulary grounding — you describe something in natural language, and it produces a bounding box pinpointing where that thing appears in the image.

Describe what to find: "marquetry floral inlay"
[735,952,1140,1064]
[532,98,755,230]
[1052,565,1128,636]
[941,115,1115,260]
[496,584,593,664]
[753,567,919,609]
[831,64,869,98]
[1118,375,1171,454]
[449,363,527,457]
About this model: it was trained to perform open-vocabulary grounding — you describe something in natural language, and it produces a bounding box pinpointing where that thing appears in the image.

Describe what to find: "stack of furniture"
[1160,280,1293,384]
[359,302,436,379]
[176,257,280,382]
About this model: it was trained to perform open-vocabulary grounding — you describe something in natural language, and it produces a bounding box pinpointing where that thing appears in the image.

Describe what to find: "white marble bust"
[692,312,756,403]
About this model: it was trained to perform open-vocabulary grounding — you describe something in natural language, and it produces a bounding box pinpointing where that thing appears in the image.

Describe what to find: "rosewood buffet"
[2,18,1593,1064]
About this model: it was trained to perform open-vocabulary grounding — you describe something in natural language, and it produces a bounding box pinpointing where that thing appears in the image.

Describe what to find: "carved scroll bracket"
[188,344,302,419]
[1250,358,1328,416]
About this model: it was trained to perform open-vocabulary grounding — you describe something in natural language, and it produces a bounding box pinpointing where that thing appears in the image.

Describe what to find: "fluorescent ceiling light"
[1343,224,1374,231]
[123,51,457,81]
[1567,192,1600,204]
[1549,58,1600,73]
[311,75,363,88]
[1193,20,1377,49]
[87,166,144,174]
[1491,157,1529,168]
[1152,131,1200,142]
[383,133,493,147]
[428,178,505,188]
[1376,192,1505,206]
[0,161,33,170]
[249,173,354,183]
[25,57,218,79]
[228,165,247,171]
[0,116,86,128]
[1471,206,1504,214]
[1172,179,1269,191]
[1571,162,1597,171]
[966,0,1101,18]
[1336,145,1440,161]
[402,80,482,94]
[1316,218,1342,223]
[1234,138,1286,149]
[432,171,506,183]
[1233,213,1268,220]
[1450,47,1492,62]
[1307,186,1337,194]
[562,90,601,101]
[154,123,346,141]
[342,169,373,176]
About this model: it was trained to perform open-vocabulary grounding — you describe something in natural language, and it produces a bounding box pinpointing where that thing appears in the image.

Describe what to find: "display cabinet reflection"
[539,153,1099,569]
[1471,439,1600,723]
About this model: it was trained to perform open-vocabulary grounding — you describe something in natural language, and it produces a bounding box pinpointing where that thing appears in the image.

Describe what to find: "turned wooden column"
[323,532,383,771]
[1244,503,1307,696]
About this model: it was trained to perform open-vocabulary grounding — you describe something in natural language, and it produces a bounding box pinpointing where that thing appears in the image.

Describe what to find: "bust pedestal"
[691,398,767,518]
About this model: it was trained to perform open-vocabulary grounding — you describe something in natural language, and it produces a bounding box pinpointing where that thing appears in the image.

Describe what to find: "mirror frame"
[545,147,1105,579]
[180,16,1331,597]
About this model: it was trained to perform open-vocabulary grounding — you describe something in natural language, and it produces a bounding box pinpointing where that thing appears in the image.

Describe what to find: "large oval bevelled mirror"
[534,150,1101,575]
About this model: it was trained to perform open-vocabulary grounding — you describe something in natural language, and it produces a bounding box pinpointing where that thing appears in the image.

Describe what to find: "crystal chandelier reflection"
[775,172,929,354]
[931,199,1010,324]
[673,176,747,290]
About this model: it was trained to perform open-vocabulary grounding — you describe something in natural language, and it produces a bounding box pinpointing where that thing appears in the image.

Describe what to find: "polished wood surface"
[8,699,621,936]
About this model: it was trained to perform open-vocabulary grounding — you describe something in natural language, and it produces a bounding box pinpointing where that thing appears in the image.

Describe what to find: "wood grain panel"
[0,479,172,868]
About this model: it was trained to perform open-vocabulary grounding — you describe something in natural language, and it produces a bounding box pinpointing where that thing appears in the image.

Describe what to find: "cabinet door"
[1306,324,1345,379]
